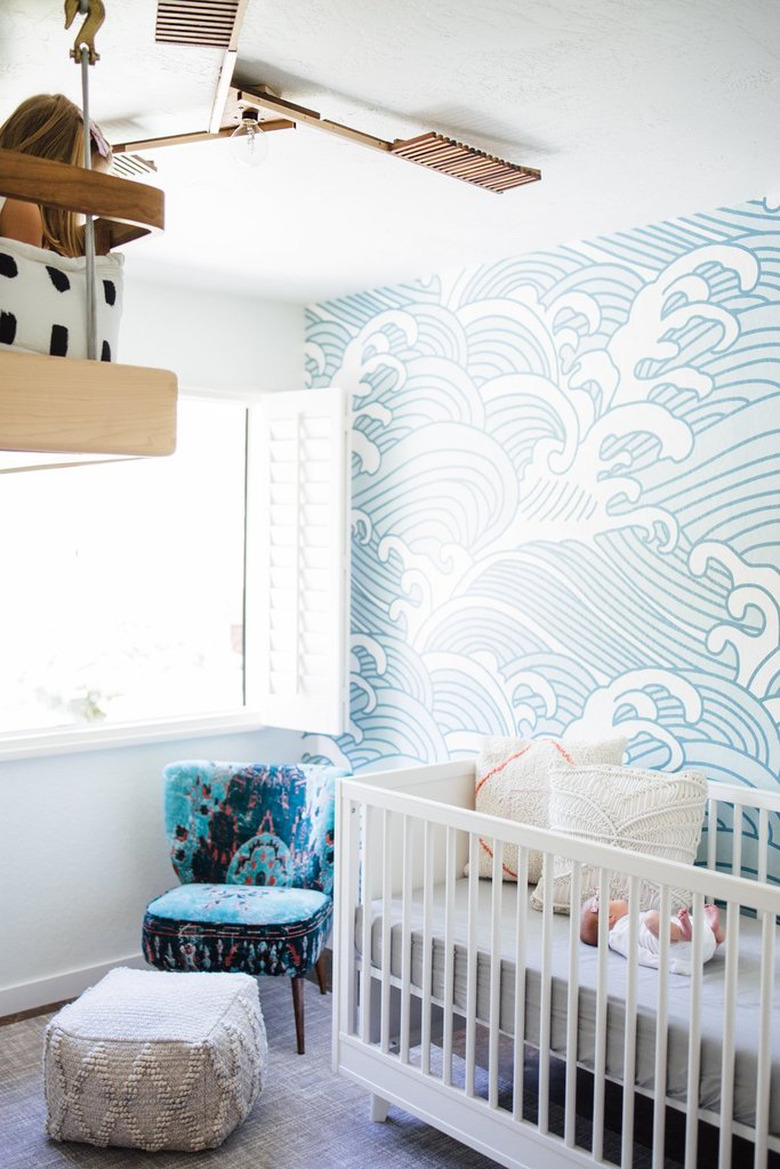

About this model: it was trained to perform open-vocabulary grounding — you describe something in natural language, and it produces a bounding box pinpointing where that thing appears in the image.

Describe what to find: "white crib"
[332,760,780,1169]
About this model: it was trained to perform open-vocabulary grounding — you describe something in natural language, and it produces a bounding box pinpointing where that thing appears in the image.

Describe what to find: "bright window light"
[0,398,246,732]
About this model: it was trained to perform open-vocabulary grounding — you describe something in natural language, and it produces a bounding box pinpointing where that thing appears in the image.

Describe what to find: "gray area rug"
[0,973,742,1168]
[1,977,498,1169]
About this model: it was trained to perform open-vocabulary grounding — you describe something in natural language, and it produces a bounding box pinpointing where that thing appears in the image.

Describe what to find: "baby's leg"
[643,910,660,937]
[670,908,692,942]
[703,903,726,944]
[646,909,688,943]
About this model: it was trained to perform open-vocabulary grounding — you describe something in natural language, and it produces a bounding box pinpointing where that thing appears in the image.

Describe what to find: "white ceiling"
[1,1,778,302]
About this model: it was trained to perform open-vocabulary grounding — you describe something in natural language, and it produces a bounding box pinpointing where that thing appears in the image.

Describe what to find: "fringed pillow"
[530,763,708,914]
[473,736,627,884]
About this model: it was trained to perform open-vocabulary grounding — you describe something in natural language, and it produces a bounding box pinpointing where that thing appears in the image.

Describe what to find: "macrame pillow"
[473,736,627,884]
[530,764,708,914]
[0,237,124,361]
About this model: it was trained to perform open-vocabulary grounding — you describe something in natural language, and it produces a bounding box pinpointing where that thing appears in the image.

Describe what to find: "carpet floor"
[0,974,762,1169]
[1,977,502,1169]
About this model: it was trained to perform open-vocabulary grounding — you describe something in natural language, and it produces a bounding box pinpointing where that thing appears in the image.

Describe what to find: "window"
[0,389,348,743]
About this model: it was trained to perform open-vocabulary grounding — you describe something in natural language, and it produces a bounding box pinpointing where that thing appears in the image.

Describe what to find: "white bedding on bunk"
[0,235,123,360]
[359,878,780,1135]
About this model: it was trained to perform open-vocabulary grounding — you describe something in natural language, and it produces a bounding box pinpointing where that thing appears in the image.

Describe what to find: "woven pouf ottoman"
[43,967,268,1151]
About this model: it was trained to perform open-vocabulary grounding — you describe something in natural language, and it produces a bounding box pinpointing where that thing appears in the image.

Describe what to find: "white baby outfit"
[608,912,718,976]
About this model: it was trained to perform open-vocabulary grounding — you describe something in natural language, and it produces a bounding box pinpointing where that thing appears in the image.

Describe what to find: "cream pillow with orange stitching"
[473,736,627,883]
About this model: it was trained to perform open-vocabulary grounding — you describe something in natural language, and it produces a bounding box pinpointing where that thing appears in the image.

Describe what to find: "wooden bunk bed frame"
[0,147,177,458]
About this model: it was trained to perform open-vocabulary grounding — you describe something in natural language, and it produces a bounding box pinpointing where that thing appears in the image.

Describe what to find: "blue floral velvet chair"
[142,759,349,1054]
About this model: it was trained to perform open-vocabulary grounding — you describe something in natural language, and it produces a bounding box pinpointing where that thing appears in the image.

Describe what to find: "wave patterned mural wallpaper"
[304,200,780,845]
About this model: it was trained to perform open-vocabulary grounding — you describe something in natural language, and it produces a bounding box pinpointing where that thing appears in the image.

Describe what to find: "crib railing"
[333,764,780,1169]
[703,782,779,884]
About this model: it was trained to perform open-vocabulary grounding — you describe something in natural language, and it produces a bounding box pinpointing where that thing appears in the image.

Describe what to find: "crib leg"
[369,1094,389,1123]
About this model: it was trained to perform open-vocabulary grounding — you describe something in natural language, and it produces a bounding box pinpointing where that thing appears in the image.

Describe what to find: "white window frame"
[0,385,350,761]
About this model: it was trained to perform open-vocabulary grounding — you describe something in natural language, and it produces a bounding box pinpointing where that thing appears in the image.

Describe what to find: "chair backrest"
[163,760,350,895]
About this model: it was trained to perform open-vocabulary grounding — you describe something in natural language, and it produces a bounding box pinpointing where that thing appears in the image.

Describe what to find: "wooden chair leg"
[315,953,328,995]
[291,976,305,1055]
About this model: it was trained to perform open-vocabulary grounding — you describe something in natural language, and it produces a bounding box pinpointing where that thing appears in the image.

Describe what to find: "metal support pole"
[78,0,97,361]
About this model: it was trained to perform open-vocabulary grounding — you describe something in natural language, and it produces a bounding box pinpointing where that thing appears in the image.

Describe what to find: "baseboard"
[2,947,334,1020]
[0,953,147,1019]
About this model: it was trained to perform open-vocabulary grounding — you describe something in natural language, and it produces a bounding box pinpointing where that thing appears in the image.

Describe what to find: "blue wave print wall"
[304,199,780,870]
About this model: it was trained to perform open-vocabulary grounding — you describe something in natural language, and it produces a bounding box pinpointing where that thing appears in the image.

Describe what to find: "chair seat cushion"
[143,883,332,977]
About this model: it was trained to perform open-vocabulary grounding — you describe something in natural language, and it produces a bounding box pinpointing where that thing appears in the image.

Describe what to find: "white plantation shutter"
[245,387,349,733]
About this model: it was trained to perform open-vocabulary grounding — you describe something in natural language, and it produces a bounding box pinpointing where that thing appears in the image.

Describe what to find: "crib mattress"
[358,879,780,1136]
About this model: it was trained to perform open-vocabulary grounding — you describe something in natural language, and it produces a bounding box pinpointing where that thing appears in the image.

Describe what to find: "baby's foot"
[677,907,692,941]
[704,903,726,944]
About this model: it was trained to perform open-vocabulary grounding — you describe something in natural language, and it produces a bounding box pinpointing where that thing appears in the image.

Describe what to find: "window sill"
[0,710,268,763]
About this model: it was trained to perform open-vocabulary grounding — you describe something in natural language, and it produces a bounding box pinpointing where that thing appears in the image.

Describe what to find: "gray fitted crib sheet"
[357,879,780,1135]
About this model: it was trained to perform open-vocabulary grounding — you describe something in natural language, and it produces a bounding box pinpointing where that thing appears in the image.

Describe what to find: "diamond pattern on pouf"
[43,967,267,1151]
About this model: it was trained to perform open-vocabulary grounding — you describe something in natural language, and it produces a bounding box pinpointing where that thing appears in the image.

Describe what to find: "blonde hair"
[0,93,110,258]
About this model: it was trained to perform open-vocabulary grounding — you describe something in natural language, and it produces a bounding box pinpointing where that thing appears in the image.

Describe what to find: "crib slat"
[754,908,775,1169]
[380,808,392,1053]
[339,798,360,1038]
[592,866,610,1162]
[489,839,503,1109]
[538,853,553,1135]
[621,875,640,1169]
[442,825,457,1086]
[758,807,769,884]
[652,884,671,1169]
[421,819,435,1075]
[731,804,743,877]
[465,832,480,1097]
[718,900,739,1169]
[399,814,413,1064]
[564,861,582,1149]
[707,798,718,871]
[360,803,374,1044]
[684,891,705,1169]
[512,847,529,1124]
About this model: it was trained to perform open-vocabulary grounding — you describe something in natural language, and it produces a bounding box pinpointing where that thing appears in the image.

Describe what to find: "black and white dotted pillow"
[0,238,124,361]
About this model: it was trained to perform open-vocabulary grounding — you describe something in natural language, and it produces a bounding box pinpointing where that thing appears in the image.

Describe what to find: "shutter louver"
[245,388,349,733]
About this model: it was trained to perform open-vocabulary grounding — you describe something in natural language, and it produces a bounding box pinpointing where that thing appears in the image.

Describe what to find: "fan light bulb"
[230,110,269,169]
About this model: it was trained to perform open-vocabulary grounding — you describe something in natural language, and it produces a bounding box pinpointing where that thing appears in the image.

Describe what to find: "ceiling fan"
[113,0,541,195]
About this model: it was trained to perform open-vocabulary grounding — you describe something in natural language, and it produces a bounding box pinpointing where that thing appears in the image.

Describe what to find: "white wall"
[121,267,305,392]
[0,727,300,1015]
[0,275,307,1014]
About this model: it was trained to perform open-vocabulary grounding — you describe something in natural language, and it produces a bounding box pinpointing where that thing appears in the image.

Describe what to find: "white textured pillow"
[530,764,708,914]
[474,736,627,884]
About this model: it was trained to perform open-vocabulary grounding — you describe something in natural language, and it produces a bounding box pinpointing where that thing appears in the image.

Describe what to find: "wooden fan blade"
[112,121,294,155]
[237,87,540,193]
[391,132,541,193]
